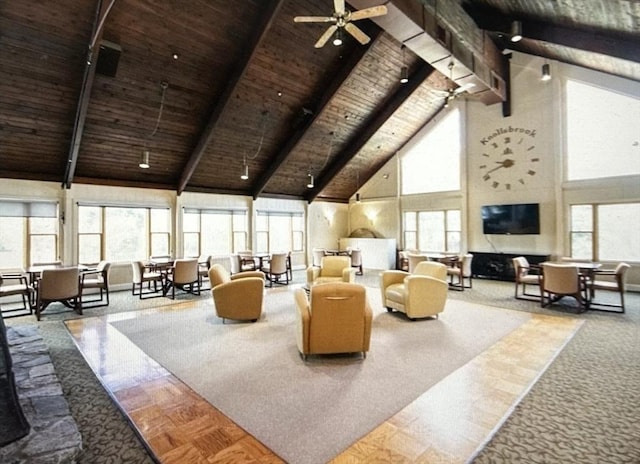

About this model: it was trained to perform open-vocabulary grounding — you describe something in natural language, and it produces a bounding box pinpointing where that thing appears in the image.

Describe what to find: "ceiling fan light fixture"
[333,29,343,46]
[541,63,551,81]
[139,150,150,169]
[240,162,249,180]
[510,20,523,42]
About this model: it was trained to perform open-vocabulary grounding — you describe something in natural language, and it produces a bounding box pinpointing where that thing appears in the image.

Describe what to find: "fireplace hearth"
[0,316,30,446]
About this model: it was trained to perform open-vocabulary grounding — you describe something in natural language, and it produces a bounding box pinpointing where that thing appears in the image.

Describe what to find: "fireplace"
[0,316,30,446]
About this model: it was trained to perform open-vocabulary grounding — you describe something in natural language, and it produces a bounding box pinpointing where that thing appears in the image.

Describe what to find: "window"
[256,211,304,254]
[403,210,461,253]
[570,203,640,261]
[566,79,640,180]
[401,108,461,195]
[182,209,248,257]
[0,200,58,268]
[78,205,171,263]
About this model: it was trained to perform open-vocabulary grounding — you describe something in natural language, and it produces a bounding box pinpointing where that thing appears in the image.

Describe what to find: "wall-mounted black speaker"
[95,40,121,77]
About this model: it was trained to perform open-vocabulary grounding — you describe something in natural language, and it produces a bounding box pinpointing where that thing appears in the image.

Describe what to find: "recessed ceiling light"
[172,53,179,60]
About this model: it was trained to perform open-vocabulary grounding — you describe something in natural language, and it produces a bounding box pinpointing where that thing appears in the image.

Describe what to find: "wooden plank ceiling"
[0,0,638,203]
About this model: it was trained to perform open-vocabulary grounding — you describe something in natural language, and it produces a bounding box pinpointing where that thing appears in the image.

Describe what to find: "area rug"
[111,287,531,464]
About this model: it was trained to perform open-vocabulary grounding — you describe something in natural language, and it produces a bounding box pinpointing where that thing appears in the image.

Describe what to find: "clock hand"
[484,158,515,175]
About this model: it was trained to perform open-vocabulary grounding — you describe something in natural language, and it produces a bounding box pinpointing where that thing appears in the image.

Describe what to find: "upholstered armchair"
[306,256,355,287]
[294,282,372,361]
[35,267,82,321]
[447,253,474,290]
[208,264,265,323]
[131,261,164,299]
[261,252,289,287]
[380,261,448,320]
[164,258,200,299]
[80,260,112,307]
[590,262,630,313]
[0,270,34,316]
[513,256,541,300]
[540,263,589,312]
[407,254,427,273]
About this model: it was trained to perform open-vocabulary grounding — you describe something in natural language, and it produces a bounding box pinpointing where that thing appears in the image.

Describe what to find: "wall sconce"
[356,192,361,203]
[541,63,551,81]
[510,20,523,42]
[307,173,314,188]
[139,149,150,169]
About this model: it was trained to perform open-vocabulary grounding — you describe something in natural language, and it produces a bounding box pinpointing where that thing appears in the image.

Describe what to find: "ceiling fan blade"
[344,22,370,45]
[294,15,336,23]
[334,0,345,15]
[454,82,476,95]
[315,25,338,48]
[350,5,388,21]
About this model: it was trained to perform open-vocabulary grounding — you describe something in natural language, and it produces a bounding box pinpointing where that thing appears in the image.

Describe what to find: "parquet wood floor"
[66,297,582,463]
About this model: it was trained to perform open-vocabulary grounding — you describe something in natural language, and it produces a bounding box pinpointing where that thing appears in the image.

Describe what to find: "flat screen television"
[481,203,540,235]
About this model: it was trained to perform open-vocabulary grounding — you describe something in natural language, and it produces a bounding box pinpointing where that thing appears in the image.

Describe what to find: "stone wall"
[0,325,82,463]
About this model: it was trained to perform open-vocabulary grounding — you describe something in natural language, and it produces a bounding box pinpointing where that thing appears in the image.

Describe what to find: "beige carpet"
[112,287,531,464]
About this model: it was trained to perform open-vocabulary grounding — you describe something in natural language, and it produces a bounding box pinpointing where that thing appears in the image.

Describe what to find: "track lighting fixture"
[400,45,408,84]
[541,63,551,81]
[333,29,343,46]
[139,150,150,169]
[307,173,314,188]
[510,20,523,42]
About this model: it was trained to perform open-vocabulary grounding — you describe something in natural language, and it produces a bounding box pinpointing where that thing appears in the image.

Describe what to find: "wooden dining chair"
[35,267,82,321]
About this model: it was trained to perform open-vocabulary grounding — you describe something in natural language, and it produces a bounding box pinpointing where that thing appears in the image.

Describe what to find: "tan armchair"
[80,260,112,307]
[261,252,289,287]
[164,258,200,299]
[35,267,82,321]
[0,270,34,316]
[131,261,164,299]
[513,256,541,300]
[590,262,630,313]
[306,256,355,287]
[407,254,427,273]
[294,282,372,361]
[447,253,474,290]
[380,261,448,320]
[540,263,589,312]
[208,264,265,323]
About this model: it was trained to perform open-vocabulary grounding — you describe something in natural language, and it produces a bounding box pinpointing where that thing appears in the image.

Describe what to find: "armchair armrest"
[306,266,320,284]
[381,270,408,289]
[294,288,311,354]
[230,270,265,281]
[342,267,356,283]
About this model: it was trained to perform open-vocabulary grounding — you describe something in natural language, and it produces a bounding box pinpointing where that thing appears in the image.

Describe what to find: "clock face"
[478,135,540,190]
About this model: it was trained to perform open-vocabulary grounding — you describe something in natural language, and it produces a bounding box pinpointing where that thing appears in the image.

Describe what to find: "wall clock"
[478,133,540,190]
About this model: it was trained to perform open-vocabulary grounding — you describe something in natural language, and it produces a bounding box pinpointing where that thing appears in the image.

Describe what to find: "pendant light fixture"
[307,173,314,188]
[510,20,523,42]
[240,111,269,180]
[140,81,169,169]
[541,62,551,81]
[400,45,409,84]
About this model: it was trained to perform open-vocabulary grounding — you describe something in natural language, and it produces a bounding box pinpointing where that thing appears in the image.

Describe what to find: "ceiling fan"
[440,61,476,107]
[294,0,388,48]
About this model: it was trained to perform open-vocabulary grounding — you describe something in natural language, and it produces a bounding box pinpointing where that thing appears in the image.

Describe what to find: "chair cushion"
[314,276,344,286]
[384,283,405,304]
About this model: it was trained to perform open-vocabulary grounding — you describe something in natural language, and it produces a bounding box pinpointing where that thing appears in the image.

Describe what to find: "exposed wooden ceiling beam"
[176,0,285,195]
[62,0,115,189]
[306,61,436,203]
[250,29,383,200]
[462,2,640,64]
